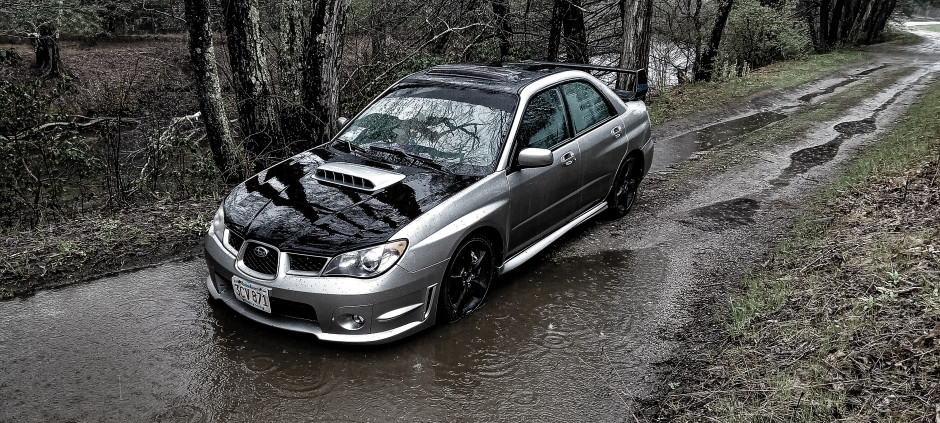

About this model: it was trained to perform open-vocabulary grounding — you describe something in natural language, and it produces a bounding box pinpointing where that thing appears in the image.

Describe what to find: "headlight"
[322,240,408,278]
[209,205,225,241]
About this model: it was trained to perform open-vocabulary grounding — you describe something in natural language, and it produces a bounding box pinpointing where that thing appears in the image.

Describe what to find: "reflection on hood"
[223,148,480,256]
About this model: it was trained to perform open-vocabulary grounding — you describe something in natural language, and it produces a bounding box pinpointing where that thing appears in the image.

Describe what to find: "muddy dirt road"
[2,32,939,422]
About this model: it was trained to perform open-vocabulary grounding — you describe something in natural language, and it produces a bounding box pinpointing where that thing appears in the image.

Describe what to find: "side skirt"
[499,202,608,275]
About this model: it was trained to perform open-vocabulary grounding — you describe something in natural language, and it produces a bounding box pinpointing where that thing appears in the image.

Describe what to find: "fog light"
[336,313,366,331]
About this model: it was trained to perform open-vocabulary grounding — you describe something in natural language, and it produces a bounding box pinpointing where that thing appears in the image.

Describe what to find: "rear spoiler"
[506,61,649,101]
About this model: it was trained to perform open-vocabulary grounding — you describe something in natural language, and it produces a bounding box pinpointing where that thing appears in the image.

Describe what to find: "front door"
[506,87,583,256]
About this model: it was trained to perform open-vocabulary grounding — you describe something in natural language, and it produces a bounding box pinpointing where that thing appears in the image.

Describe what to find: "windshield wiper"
[369,145,451,174]
[335,140,390,163]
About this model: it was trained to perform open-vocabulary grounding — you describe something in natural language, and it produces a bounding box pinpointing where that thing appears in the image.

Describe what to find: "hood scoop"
[313,162,405,192]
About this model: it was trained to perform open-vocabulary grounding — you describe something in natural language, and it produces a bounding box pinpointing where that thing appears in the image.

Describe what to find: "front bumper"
[203,231,445,344]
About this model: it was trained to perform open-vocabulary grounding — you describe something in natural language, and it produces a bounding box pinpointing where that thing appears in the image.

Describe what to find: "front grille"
[228,231,244,252]
[242,242,279,276]
[288,253,328,273]
[270,297,318,322]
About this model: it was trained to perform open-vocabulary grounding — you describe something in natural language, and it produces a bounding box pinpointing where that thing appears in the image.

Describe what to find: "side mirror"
[517,148,553,168]
[337,116,349,127]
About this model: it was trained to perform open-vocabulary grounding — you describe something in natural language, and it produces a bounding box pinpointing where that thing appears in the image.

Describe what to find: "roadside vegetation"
[657,78,940,422]
[0,0,931,298]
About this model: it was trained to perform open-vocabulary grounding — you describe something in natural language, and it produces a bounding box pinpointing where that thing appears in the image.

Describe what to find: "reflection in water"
[687,197,761,231]
[654,111,787,170]
[0,249,670,421]
[773,117,878,185]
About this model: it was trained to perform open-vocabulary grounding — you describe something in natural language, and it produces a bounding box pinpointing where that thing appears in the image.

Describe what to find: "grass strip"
[648,49,869,125]
[663,76,940,422]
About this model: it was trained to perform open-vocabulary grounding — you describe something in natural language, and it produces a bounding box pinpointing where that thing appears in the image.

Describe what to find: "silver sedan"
[204,62,653,344]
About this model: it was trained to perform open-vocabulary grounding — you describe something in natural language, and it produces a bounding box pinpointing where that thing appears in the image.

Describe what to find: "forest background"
[0,0,936,290]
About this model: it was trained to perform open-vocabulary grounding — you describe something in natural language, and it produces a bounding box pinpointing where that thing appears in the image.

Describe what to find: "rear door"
[506,87,582,255]
[558,80,624,207]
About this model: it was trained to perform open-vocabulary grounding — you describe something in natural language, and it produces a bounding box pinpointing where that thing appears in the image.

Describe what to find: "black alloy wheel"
[439,235,495,323]
[609,156,641,217]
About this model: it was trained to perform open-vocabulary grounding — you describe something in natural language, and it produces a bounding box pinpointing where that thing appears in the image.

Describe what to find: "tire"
[438,235,496,323]
[608,155,641,217]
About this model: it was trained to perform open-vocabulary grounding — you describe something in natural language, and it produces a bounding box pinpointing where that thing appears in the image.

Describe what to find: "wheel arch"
[606,148,645,199]
[460,226,505,268]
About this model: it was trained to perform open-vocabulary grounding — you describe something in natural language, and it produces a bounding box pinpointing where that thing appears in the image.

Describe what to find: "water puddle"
[0,249,673,421]
[773,117,877,184]
[655,111,787,169]
[685,197,761,231]
[799,79,856,102]
[855,63,890,76]
[798,64,888,102]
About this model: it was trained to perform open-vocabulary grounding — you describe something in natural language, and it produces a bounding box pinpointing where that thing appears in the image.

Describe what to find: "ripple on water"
[511,389,538,406]
[535,331,572,350]
[266,366,337,399]
[473,349,518,378]
[156,319,215,356]
[152,404,208,423]
[245,354,279,372]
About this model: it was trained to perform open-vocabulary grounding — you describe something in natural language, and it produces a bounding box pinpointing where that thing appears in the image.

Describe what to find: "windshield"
[335,85,517,174]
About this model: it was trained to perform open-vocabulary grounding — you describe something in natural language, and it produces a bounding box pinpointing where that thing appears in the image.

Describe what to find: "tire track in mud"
[687,65,937,227]
[553,33,940,416]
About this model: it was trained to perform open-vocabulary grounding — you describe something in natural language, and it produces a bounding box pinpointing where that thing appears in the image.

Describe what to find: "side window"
[560,81,615,134]
[517,88,570,150]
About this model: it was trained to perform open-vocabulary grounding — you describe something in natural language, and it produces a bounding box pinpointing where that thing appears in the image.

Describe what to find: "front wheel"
[439,235,496,323]
[608,155,641,217]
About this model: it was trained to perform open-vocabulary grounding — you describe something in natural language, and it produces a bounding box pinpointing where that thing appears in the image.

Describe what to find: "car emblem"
[253,246,269,258]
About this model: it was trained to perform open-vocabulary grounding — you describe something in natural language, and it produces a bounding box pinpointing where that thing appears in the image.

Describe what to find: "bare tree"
[34,23,67,78]
[183,0,240,182]
[222,0,282,171]
[618,0,653,88]
[299,0,352,147]
[491,0,513,59]
[695,0,734,81]
[803,0,901,52]
[547,0,589,62]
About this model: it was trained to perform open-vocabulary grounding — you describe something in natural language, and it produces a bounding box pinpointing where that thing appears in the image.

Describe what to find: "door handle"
[561,151,577,167]
[611,125,623,138]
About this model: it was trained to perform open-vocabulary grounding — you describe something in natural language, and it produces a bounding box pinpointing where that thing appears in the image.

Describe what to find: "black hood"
[223,148,481,256]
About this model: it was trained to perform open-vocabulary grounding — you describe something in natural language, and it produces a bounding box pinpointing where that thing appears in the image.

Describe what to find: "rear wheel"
[608,155,641,217]
[439,235,495,323]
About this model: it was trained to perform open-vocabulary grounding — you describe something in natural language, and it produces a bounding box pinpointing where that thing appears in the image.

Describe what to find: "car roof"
[398,63,574,94]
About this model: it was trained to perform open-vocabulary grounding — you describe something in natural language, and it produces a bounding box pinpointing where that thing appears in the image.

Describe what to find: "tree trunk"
[635,0,654,71]
[222,0,282,171]
[819,0,831,51]
[618,0,653,88]
[491,0,512,59]
[184,0,240,183]
[277,0,307,107]
[546,0,562,61]
[561,0,589,63]
[34,23,65,78]
[619,0,640,74]
[300,0,351,148]
[694,0,734,82]
[826,0,847,47]
[276,0,309,146]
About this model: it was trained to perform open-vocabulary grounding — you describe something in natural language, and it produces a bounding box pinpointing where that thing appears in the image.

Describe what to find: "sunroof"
[426,64,521,82]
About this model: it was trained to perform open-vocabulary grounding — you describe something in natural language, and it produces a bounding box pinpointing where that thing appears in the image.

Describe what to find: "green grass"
[648,49,869,124]
[649,66,918,193]
[914,23,940,33]
[680,76,940,423]
[728,76,940,338]
[882,28,925,45]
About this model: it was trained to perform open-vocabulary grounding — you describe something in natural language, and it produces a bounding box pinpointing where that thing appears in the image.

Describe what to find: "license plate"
[232,276,272,313]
